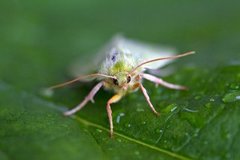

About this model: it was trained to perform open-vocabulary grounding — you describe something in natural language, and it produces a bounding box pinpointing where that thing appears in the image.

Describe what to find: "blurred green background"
[0,0,240,160]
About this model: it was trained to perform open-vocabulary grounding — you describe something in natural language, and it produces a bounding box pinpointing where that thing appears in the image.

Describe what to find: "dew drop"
[155,129,163,134]
[192,129,200,138]
[40,88,54,98]
[209,98,215,102]
[230,83,239,90]
[116,112,125,124]
[222,91,240,103]
[141,121,146,125]
[163,104,178,113]
[125,123,131,128]
[171,106,178,112]
[183,107,199,113]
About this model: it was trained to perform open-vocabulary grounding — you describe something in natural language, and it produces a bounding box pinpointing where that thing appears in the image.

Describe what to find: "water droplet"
[230,83,239,90]
[193,129,200,137]
[171,106,178,112]
[183,107,199,113]
[125,123,131,128]
[141,121,146,125]
[162,104,178,113]
[136,108,145,112]
[222,91,240,103]
[120,113,125,116]
[209,98,215,102]
[40,88,54,98]
[116,112,125,124]
[155,129,163,134]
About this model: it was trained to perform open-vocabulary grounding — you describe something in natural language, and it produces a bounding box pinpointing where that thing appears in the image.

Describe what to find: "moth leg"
[142,73,187,90]
[64,82,103,116]
[106,94,122,138]
[139,83,160,116]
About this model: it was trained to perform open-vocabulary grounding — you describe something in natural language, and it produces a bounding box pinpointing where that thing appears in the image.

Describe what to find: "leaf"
[1,0,240,160]
[0,82,182,160]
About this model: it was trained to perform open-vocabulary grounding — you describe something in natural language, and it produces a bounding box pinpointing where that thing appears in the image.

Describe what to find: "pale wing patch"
[69,43,114,80]
[112,35,177,69]
[69,37,122,79]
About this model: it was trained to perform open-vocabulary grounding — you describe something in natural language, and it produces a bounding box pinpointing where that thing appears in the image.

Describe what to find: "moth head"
[112,72,131,90]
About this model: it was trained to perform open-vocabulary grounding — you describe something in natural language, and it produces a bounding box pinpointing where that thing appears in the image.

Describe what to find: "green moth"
[50,35,195,137]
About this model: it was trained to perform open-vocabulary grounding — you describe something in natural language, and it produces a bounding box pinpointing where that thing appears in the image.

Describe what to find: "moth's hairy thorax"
[99,48,142,94]
[99,48,139,75]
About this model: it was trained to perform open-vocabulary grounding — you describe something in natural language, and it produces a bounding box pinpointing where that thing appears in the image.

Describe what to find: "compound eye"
[127,76,131,83]
[112,78,119,85]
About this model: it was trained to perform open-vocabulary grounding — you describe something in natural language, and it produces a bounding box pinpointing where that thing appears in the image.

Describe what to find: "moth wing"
[69,36,121,81]
[69,54,101,81]
[114,35,177,70]
[69,35,177,81]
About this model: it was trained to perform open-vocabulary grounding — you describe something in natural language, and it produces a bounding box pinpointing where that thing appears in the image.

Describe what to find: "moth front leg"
[64,82,103,116]
[142,73,187,90]
[139,83,160,116]
[106,94,122,138]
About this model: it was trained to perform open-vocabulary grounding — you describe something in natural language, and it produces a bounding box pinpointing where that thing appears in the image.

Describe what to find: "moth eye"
[127,76,131,83]
[112,78,119,85]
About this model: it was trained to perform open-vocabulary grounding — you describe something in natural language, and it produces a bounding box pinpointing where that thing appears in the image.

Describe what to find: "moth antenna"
[130,51,195,74]
[48,73,115,90]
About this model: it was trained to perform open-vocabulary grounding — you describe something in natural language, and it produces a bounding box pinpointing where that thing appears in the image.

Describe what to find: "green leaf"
[1,0,240,160]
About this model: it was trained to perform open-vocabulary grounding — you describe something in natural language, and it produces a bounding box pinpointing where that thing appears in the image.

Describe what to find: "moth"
[50,35,195,137]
